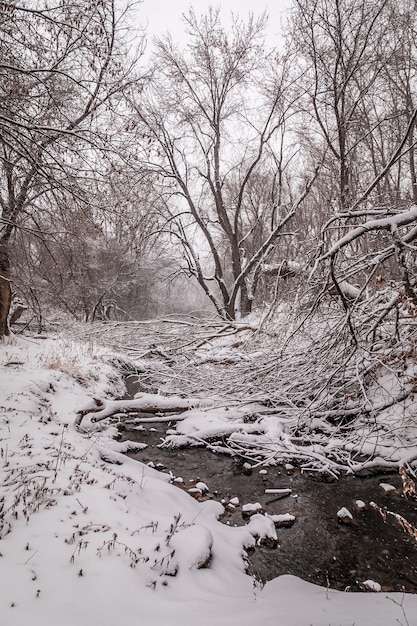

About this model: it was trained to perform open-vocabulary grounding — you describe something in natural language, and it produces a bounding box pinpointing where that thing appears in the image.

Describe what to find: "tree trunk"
[0,239,11,338]
[239,281,253,317]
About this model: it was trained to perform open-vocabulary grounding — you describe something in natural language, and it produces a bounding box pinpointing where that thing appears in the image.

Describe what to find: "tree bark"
[0,239,11,338]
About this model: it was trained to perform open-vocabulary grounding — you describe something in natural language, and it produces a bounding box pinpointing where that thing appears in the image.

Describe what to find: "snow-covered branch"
[75,393,209,429]
[322,205,417,260]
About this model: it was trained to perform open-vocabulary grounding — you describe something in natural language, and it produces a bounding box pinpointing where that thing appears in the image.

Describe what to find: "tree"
[10,166,174,326]
[291,0,396,212]
[0,0,143,337]
[291,0,417,340]
[129,8,315,320]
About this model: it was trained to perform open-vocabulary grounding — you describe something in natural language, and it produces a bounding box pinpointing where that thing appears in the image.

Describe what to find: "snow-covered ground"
[1,332,417,626]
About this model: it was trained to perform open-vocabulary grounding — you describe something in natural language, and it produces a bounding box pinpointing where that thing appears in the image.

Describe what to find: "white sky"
[139,0,293,45]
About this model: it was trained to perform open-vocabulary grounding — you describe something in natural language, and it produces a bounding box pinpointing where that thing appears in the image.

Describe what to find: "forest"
[2,0,417,470]
[2,0,417,326]
[1,2,417,623]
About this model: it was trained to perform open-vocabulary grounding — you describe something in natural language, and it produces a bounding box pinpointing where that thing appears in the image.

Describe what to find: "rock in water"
[362,579,381,592]
[337,507,353,524]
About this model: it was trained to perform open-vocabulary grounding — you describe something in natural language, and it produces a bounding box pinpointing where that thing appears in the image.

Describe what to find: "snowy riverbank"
[1,333,417,626]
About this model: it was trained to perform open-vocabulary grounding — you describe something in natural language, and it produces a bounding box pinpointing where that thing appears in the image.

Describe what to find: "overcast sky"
[139,0,293,46]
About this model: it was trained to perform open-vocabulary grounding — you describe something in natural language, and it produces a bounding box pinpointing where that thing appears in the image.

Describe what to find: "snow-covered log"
[328,280,363,302]
[75,393,207,429]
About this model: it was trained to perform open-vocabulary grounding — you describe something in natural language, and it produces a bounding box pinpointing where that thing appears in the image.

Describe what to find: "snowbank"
[1,333,417,626]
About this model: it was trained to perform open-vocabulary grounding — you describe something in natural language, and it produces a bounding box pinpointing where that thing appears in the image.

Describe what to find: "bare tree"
[0,0,143,337]
[11,166,175,325]
[292,0,397,211]
[292,0,417,340]
[129,8,314,320]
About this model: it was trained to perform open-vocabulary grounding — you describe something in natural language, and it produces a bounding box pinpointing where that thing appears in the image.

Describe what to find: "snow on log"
[379,482,396,493]
[337,507,354,524]
[266,513,296,527]
[75,393,207,429]
[264,488,292,497]
[242,502,263,515]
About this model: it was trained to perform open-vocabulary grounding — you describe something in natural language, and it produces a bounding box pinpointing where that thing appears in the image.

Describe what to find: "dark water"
[118,377,417,592]
[117,422,417,592]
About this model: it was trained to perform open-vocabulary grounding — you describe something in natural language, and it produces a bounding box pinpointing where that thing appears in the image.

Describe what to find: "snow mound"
[170,524,213,570]
[247,514,277,542]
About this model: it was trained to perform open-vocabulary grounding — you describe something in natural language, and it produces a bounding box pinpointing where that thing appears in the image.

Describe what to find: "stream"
[117,377,417,593]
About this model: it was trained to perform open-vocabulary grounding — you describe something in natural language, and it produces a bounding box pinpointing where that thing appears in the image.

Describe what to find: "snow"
[267,513,296,526]
[322,205,417,259]
[69,311,417,477]
[379,482,396,492]
[1,333,417,626]
[265,488,292,496]
[242,502,263,513]
[337,507,353,520]
[246,514,277,542]
[338,280,362,300]
[362,580,382,592]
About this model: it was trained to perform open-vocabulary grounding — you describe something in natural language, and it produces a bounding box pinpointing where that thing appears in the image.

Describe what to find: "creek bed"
[118,420,417,593]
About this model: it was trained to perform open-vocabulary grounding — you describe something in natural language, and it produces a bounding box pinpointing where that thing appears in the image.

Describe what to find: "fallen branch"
[68,314,417,475]
[75,393,208,430]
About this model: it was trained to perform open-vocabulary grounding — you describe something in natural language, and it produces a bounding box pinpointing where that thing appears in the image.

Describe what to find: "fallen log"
[75,392,206,430]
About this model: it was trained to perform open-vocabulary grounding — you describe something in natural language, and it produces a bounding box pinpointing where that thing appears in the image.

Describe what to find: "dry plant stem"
[53,425,66,481]
[370,502,417,542]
